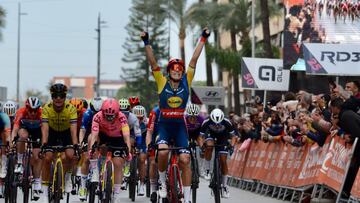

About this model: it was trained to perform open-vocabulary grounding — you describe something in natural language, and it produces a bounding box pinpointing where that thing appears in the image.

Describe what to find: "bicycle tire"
[88,182,97,203]
[22,152,31,203]
[53,162,63,203]
[146,156,151,197]
[129,156,137,201]
[212,155,221,203]
[170,165,179,203]
[5,154,17,203]
[191,151,199,203]
[103,162,112,203]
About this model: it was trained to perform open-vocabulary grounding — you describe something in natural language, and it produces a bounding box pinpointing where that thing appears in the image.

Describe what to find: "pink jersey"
[91,111,129,137]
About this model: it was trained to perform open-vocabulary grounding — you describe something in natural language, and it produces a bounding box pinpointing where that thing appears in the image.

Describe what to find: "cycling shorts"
[19,127,42,148]
[48,128,72,147]
[204,134,230,154]
[99,133,127,158]
[157,122,189,154]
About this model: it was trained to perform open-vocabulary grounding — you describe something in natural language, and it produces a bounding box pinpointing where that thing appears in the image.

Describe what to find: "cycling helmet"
[167,58,185,73]
[210,108,224,124]
[3,100,17,117]
[90,97,103,112]
[69,98,84,112]
[26,96,41,110]
[128,96,140,108]
[186,103,200,116]
[132,105,146,118]
[81,98,88,109]
[102,98,120,121]
[50,83,67,94]
[119,98,130,111]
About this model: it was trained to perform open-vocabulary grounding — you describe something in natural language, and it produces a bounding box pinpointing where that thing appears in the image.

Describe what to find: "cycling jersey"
[81,108,97,136]
[138,117,148,153]
[147,106,160,138]
[122,111,141,137]
[185,114,205,139]
[200,118,236,139]
[91,111,129,137]
[76,108,86,132]
[200,118,236,154]
[153,66,194,123]
[0,112,11,134]
[42,101,77,131]
[13,107,42,129]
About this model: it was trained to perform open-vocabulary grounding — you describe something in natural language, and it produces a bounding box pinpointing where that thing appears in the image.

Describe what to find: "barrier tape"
[228,135,360,198]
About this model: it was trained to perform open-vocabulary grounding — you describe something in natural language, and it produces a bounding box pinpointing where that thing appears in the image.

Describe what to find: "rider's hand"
[201,28,211,39]
[39,143,48,159]
[73,144,81,158]
[126,153,133,161]
[141,31,149,45]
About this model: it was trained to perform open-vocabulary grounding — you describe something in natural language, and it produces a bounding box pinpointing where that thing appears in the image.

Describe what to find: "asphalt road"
[12,178,285,203]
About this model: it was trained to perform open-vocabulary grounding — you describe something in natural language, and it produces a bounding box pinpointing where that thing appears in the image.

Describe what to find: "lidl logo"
[167,96,183,108]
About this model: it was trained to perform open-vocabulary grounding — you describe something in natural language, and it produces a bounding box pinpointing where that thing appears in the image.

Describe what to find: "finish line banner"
[241,57,290,91]
[303,43,360,75]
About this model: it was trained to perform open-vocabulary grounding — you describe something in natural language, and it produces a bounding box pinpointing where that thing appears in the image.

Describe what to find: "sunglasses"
[105,114,116,121]
[51,93,66,99]
[28,108,38,114]
[170,64,184,72]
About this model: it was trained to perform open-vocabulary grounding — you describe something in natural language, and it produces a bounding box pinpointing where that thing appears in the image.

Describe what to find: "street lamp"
[16,2,27,102]
[95,13,107,97]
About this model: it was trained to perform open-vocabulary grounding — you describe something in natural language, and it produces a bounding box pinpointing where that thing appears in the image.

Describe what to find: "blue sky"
[0,0,216,100]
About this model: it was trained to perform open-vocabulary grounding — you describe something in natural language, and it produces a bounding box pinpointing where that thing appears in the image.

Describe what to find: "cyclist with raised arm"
[40,83,79,202]
[78,97,103,201]
[146,105,160,201]
[132,105,148,196]
[118,98,142,187]
[200,108,237,199]
[10,96,43,199]
[88,98,132,203]
[141,28,210,203]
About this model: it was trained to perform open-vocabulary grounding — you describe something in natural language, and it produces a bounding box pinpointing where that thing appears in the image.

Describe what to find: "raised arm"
[189,28,210,68]
[141,32,159,70]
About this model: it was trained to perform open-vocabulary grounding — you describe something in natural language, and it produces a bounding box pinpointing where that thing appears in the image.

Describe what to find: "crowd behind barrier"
[226,80,360,201]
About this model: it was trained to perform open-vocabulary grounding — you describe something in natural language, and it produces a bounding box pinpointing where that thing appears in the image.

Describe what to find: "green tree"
[0,6,6,40]
[121,0,169,110]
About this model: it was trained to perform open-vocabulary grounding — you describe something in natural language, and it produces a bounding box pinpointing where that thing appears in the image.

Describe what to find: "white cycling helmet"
[3,100,17,117]
[210,108,224,124]
[90,97,103,112]
[26,96,41,109]
[118,98,130,111]
[132,105,146,118]
[186,103,200,116]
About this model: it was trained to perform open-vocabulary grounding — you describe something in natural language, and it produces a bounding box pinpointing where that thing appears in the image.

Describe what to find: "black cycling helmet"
[50,83,68,94]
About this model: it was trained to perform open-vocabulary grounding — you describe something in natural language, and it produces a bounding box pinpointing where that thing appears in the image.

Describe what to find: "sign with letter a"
[241,57,290,91]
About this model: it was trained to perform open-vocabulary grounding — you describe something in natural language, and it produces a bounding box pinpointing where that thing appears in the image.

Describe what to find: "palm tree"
[0,6,6,41]
[168,0,187,64]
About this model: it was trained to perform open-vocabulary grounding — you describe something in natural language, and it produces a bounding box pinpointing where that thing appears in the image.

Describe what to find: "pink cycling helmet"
[101,98,120,120]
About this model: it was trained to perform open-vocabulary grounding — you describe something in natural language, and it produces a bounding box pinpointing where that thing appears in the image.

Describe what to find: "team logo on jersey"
[167,96,183,108]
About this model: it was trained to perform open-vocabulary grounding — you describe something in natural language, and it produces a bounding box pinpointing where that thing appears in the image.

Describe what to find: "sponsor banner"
[191,86,225,106]
[241,57,290,91]
[228,135,355,192]
[304,43,360,75]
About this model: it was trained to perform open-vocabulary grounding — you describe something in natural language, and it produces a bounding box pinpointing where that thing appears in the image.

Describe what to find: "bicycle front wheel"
[103,162,113,203]
[5,154,17,203]
[191,152,199,203]
[170,165,180,203]
[212,156,221,203]
[129,156,137,202]
[88,182,97,203]
[146,156,151,197]
[53,162,63,203]
[22,152,31,203]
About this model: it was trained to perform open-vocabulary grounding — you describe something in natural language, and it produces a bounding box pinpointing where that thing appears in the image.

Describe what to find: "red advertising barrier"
[228,135,357,195]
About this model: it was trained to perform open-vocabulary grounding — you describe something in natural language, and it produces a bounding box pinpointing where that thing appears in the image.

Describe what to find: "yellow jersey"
[42,100,77,132]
